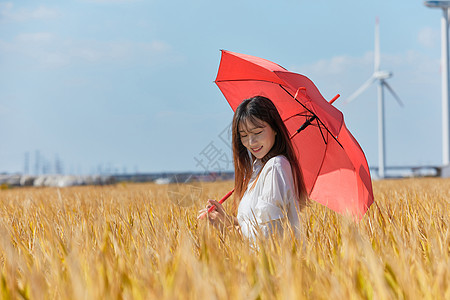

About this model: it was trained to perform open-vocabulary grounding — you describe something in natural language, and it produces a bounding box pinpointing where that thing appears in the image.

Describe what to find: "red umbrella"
[214,50,374,220]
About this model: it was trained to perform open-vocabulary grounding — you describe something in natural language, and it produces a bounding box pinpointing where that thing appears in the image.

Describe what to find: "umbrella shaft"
[297,115,317,133]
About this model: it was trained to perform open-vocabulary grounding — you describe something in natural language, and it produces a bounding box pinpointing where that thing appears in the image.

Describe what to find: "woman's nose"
[248,135,257,145]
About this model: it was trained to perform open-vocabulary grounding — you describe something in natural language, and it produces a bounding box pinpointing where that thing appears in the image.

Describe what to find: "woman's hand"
[197,199,232,230]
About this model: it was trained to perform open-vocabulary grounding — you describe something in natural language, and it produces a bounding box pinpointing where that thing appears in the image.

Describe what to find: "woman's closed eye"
[241,131,261,138]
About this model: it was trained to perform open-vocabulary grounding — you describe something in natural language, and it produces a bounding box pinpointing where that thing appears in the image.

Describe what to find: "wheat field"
[0,178,448,299]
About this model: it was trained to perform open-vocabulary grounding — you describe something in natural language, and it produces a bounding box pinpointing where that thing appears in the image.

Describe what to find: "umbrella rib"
[283,112,313,123]
[316,117,344,149]
[279,85,344,149]
[316,117,328,145]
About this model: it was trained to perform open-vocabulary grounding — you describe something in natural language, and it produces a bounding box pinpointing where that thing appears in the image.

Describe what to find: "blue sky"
[0,0,444,175]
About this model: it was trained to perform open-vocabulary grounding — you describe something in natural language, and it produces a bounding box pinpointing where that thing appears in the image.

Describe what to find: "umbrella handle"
[197,188,235,219]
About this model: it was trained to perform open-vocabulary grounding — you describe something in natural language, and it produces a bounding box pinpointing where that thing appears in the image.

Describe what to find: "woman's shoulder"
[261,155,295,189]
[264,155,292,171]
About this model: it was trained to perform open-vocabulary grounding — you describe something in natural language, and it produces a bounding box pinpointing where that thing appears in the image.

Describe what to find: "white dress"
[237,155,301,240]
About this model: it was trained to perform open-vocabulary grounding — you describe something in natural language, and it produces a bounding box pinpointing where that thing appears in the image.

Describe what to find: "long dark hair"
[231,95,308,214]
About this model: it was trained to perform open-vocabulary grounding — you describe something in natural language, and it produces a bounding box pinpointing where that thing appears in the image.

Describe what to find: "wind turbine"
[424,1,450,176]
[344,18,404,179]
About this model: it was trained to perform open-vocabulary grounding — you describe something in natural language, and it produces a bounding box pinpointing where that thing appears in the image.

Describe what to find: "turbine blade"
[374,17,380,72]
[343,76,377,105]
[383,81,404,107]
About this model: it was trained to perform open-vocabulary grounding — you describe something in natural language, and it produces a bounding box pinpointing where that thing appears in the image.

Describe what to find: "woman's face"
[239,119,276,159]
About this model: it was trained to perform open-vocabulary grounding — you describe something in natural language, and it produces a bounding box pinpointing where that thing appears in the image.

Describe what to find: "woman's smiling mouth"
[252,146,263,153]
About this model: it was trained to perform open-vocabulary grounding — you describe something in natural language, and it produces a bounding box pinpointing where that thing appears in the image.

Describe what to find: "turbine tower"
[344,18,403,179]
[424,1,450,173]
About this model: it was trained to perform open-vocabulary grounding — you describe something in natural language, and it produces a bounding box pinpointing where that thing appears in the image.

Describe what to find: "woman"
[197,96,308,240]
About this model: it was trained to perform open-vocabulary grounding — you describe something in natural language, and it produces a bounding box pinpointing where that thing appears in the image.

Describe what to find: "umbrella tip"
[329,94,340,105]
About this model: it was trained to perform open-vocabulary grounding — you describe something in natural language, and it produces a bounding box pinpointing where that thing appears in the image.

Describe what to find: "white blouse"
[237,155,301,240]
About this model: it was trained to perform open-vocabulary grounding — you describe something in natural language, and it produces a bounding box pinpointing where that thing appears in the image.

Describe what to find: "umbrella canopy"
[215,50,374,219]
